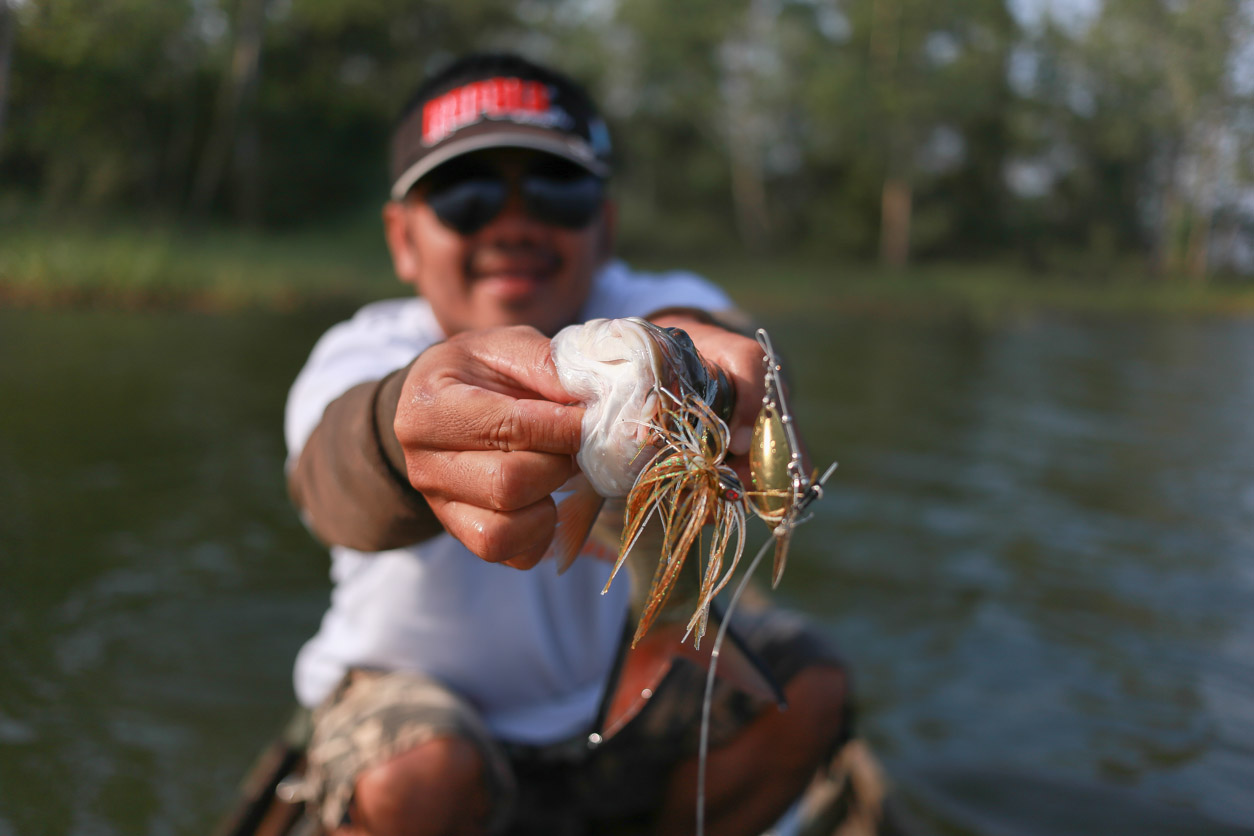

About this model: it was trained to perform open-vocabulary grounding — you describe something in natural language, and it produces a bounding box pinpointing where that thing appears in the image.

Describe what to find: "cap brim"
[390,124,610,201]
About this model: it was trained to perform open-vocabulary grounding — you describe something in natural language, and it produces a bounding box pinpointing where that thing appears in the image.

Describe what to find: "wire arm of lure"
[756,330,808,485]
[789,459,840,523]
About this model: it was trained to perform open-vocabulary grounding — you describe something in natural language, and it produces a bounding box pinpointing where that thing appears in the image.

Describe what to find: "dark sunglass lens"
[522,175,604,229]
[425,177,508,234]
[528,156,588,180]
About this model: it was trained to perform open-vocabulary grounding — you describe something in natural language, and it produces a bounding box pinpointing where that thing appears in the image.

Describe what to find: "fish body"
[588,499,783,739]
[548,317,740,610]
[547,317,733,572]
[548,317,782,738]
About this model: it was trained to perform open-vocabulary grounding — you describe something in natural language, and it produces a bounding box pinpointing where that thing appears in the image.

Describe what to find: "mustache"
[467,242,564,277]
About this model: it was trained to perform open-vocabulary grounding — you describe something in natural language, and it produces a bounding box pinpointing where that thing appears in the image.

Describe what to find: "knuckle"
[490,406,526,452]
[505,548,545,571]
[486,462,524,510]
[481,504,554,565]
[471,514,538,565]
[404,456,439,495]
[405,461,428,493]
[462,516,507,562]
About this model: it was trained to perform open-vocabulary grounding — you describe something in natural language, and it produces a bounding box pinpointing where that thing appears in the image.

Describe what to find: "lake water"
[1,304,1252,835]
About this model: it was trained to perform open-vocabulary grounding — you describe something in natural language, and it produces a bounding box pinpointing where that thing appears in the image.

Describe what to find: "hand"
[393,326,583,570]
[648,313,767,484]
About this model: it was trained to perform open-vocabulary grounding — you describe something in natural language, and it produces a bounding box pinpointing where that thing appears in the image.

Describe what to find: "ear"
[383,201,421,285]
[595,198,618,266]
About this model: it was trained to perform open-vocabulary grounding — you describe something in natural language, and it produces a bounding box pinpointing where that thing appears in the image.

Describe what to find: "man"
[284,52,851,836]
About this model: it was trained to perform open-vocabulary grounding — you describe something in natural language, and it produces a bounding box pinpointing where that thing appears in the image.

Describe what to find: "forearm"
[646,305,755,337]
[288,361,442,551]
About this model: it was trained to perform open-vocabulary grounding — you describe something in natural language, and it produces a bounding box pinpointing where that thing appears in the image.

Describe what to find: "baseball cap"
[389,53,613,201]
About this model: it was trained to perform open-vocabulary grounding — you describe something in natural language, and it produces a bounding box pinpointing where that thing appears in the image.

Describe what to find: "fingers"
[401,385,583,454]
[649,314,767,456]
[713,337,768,449]
[409,449,577,513]
[428,496,558,570]
[392,325,586,568]
[442,324,578,404]
[395,327,583,456]
[415,448,576,570]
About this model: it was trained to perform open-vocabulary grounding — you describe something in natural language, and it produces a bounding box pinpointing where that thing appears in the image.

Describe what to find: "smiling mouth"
[469,249,562,292]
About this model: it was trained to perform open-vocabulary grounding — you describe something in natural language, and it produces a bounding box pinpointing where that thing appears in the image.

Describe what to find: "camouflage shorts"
[301,604,844,834]
[300,669,516,832]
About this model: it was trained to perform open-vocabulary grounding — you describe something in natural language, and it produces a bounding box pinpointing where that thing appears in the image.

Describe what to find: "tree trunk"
[190,0,267,219]
[163,85,200,211]
[720,0,773,252]
[728,143,771,251]
[0,0,16,158]
[1183,125,1220,284]
[869,0,901,69]
[870,0,910,269]
[1153,182,1184,278]
[1185,207,1211,283]
[234,120,262,228]
[879,177,911,269]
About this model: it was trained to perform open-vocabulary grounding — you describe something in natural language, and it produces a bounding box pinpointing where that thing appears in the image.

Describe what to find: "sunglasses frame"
[417,158,606,235]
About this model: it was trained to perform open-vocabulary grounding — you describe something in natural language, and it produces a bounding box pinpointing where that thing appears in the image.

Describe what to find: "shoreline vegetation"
[4,219,1254,318]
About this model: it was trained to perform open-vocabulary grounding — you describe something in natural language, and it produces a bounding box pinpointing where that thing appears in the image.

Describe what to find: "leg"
[304,670,515,836]
[339,735,493,836]
[655,664,847,836]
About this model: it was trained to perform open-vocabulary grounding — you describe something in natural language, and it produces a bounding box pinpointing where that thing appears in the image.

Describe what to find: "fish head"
[550,318,673,497]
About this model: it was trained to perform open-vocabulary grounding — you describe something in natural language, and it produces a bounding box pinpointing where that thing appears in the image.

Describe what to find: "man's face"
[383,148,614,337]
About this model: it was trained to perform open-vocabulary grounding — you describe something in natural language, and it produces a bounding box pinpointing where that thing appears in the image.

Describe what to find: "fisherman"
[285,51,858,836]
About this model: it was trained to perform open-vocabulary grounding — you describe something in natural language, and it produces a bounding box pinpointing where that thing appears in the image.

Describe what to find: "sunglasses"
[419,157,605,235]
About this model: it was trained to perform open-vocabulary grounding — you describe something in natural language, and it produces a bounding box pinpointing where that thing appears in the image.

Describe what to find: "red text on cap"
[422,78,552,146]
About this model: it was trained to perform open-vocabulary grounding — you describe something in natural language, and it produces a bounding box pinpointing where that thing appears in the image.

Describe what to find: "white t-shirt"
[285,260,733,744]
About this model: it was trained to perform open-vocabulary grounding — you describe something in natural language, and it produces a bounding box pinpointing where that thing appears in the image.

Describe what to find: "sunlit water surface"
[1,305,1251,835]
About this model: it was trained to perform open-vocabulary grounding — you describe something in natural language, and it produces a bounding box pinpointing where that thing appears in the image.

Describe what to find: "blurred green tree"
[0,0,15,157]
[2,0,1251,277]
[1015,0,1252,280]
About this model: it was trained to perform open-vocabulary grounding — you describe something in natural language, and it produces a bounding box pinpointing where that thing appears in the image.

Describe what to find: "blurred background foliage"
[2,0,1254,288]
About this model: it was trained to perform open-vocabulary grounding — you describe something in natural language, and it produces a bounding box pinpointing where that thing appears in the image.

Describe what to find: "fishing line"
[694,531,776,836]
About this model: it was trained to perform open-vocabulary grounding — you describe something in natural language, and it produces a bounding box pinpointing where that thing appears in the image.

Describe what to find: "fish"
[548,317,784,737]
[549,317,732,502]
[548,316,743,644]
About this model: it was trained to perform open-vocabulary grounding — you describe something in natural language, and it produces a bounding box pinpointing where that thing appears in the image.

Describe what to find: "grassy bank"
[673,257,1254,320]
[0,216,398,311]
[4,219,1254,317]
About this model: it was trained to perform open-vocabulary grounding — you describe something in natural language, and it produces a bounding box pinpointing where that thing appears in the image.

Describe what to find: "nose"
[476,176,544,242]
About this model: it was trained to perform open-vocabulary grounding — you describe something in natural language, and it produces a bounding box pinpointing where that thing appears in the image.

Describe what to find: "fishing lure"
[744,329,839,586]
[613,388,747,646]
[549,319,834,648]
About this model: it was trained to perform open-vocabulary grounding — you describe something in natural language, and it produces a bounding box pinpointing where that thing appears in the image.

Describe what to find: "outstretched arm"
[288,365,439,551]
[289,326,583,567]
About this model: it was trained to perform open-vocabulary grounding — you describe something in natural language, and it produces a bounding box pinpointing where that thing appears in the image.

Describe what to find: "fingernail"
[730,426,753,456]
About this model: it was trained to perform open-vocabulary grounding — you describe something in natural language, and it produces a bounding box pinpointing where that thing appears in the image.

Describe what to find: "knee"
[351,736,494,836]
[779,665,848,764]
[359,734,487,797]
[788,664,846,714]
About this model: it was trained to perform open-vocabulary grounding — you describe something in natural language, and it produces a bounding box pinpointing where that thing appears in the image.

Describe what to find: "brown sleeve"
[287,361,443,551]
